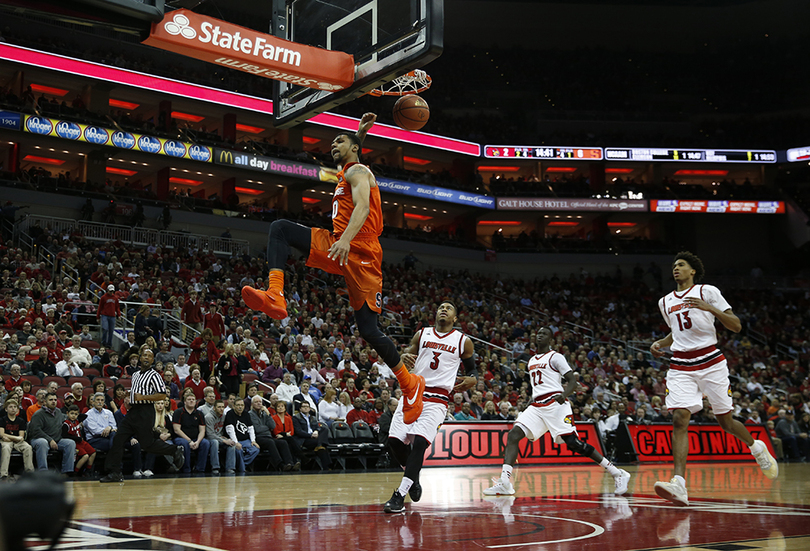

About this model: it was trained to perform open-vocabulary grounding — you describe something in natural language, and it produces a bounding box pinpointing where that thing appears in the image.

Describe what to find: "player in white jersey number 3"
[383,301,477,513]
[650,251,778,506]
[484,327,631,496]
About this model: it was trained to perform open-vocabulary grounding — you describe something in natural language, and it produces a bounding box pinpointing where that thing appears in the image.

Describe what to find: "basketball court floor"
[52,462,810,551]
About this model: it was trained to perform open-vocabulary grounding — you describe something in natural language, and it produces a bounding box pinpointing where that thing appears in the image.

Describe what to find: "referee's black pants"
[105,404,176,474]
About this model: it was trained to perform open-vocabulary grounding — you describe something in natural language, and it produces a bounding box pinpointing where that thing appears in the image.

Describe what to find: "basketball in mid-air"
[393,95,429,131]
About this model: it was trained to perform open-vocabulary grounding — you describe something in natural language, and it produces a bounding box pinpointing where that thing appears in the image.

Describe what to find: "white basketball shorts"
[514,401,576,444]
[665,360,733,415]
[389,400,446,445]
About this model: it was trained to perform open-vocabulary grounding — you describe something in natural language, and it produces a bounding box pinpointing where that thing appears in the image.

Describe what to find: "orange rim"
[368,70,432,97]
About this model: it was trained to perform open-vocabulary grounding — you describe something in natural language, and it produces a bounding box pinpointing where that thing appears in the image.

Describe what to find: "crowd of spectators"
[0,223,808,477]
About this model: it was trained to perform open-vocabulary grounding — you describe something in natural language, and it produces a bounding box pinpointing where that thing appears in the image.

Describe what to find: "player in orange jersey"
[241,113,425,423]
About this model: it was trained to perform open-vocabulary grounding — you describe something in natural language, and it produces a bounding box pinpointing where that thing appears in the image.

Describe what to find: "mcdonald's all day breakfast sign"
[143,10,355,92]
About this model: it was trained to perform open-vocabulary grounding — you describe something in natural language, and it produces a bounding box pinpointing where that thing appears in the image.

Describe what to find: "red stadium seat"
[243,373,258,384]
[82,387,94,397]
[82,340,101,350]
[21,375,42,385]
[119,379,132,388]
[96,378,115,390]
[83,368,101,378]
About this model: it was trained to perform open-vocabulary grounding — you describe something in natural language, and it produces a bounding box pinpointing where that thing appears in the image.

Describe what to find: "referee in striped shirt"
[100,348,184,482]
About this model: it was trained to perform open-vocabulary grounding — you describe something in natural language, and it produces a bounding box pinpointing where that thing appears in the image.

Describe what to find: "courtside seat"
[352,421,385,469]
[329,421,363,470]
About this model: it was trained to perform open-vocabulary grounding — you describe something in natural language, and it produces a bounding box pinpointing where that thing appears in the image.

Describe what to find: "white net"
[369,70,432,97]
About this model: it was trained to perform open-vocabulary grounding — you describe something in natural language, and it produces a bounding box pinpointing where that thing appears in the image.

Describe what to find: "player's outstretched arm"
[400,330,421,369]
[356,112,376,144]
[650,333,673,358]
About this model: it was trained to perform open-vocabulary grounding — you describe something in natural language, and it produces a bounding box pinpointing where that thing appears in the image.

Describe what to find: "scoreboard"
[485,145,603,160]
[605,148,777,163]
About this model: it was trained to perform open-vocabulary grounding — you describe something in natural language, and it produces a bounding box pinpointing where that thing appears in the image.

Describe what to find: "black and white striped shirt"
[130,367,167,405]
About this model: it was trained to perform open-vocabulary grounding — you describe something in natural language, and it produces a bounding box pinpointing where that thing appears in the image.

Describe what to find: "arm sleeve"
[248,426,256,441]
[225,425,237,441]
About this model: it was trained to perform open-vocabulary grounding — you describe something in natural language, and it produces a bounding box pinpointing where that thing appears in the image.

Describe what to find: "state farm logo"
[165,13,196,40]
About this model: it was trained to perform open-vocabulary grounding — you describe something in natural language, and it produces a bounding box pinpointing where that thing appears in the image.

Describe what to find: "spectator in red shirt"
[183,367,207,400]
[97,284,121,348]
[181,290,203,337]
[203,303,225,341]
[346,397,372,426]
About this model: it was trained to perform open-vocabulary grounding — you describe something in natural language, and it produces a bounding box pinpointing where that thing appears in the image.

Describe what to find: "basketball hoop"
[368,70,432,97]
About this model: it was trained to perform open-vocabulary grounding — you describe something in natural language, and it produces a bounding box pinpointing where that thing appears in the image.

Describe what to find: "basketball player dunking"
[650,251,777,506]
[384,301,477,513]
[484,327,631,496]
[241,113,425,427]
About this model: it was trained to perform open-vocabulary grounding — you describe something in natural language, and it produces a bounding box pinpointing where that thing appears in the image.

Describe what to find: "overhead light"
[404,213,433,220]
[302,136,320,144]
[109,99,140,110]
[106,167,137,176]
[605,168,634,174]
[478,166,521,172]
[674,169,729,176]
[477,220,521,226]
[545,167,577,173]
[30,84,68,97]
[236,123,265,134]
[23,155,65,166]
[547,221,579,227]
[403,156,431,166]
[169,177,203,186]
[235,187,264,195]
[171,111,205,123]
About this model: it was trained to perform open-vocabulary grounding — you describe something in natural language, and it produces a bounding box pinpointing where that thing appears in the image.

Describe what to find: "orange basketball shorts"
[306,228,383,313]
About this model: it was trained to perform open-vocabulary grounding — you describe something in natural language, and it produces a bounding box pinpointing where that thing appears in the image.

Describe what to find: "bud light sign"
[111,131,136,150]
[55,121,81,140]
[189,144,211,162]
[84,126,110,145]
[24,116,53,135]
[163,140,187,158]
[138,135,162,154]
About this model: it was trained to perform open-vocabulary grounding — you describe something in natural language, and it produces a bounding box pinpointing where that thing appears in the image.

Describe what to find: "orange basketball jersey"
[332,162,383,239]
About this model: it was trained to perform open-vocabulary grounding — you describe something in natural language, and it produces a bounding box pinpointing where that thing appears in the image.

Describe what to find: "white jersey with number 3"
[658,284,731,353]
[413,327,465,392]
[527,351,571,400]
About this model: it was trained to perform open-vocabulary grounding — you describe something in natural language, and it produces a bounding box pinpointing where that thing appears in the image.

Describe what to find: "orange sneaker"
[241,286,287,320]
[402,373,426,424]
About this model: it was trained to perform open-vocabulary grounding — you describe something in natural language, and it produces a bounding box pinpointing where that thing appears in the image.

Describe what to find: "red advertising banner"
[143,10,355,92]
[626,423,776,463]
[423,421,603,467]
[651,200,785,214]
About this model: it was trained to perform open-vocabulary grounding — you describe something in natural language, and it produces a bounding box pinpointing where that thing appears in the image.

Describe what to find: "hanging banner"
[143,9,355,92]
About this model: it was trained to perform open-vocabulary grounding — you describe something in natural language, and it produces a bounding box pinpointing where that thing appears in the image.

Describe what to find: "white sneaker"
[142,470,154,478]
[133,470,143,478]
[483,477,515,496]
[751,440,779,479]
[613,469,631,495]
[654,478,688,506]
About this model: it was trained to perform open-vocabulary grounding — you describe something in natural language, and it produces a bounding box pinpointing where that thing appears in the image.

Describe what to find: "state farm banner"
[144,10,355,92]
[423,421,603,467]
[625,423,776,463]
[497,197,647,212]
[651,200,785,214]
